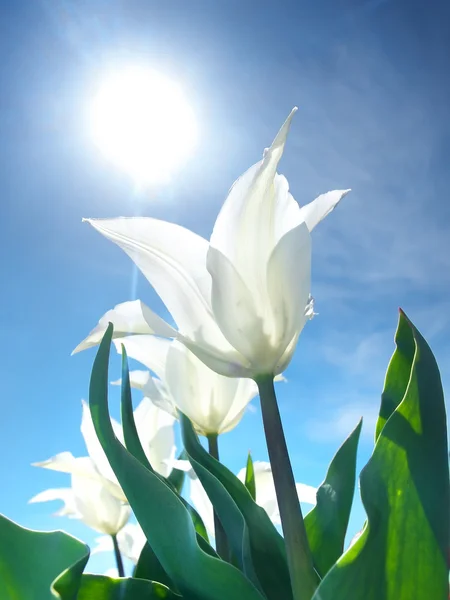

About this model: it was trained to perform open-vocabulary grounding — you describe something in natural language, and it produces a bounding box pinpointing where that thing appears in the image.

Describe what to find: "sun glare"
[90,67,198,186]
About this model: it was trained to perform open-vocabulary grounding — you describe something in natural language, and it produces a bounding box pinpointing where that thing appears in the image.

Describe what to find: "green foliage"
[312,310,449,599]
[134,543,177,591]
[375,313,416,440]
[0,513,89,600]
[305,420,362,578]
[75,575,177,599]
[89,323,265,600]
[181,413,292,600]
[244,453,256,501]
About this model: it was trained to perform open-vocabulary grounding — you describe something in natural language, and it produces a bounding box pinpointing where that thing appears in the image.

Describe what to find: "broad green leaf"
[89,324,265,600]
[119,346,212,552]
[181,413,293,600]
[75,574,177,599]
[304,419,362,577]
[134,543,177,590]
[375,313,415,440]
[313,310,450,600]
[0,513,88,600]
[245,453,256,501]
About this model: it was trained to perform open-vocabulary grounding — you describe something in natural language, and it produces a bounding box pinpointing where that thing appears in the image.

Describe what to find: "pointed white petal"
[84,217,222,344]
[210,110,298,306]
[29,488,79,517]
[113,335,172,381]
[298,189,351,232]
[72,300,174,354]
[80,400,124,485]
[111,370,150,391]
[32,453,102,483]
[266,222,311,370]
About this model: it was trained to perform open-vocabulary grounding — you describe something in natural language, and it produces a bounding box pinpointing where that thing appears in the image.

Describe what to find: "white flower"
[92,523,146,564]
[110,334,259,436]
[79,109,349,379]
[31,398,176,506]
[29,456,130,535]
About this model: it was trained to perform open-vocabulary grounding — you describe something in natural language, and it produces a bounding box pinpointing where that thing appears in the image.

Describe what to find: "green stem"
[206,433,229,560]
[112,533,125,577]
[256,374,316,600]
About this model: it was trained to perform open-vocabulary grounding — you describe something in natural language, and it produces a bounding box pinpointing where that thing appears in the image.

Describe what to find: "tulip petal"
[29,488,79,517]
[32,452,82,474]
[210,109,297,265]
[112,369,151,391]
[165,341,256,435]
[72,300,174,354]
[298,189,351,232]
[207,246,269,369]
[84,217,224,346]
[266,221,311,370]
[112,335,172,381]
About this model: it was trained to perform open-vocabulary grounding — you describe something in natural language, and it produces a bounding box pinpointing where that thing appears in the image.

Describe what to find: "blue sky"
[1,0,449,577]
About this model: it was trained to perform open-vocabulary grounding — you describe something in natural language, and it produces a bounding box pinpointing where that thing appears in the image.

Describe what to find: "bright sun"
[90,67,198,186]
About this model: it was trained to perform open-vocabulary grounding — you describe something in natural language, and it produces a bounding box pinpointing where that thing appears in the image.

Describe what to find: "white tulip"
[29,457,130,535]
[31,398,176,507]
[80,109,349,379]
[110,334,259,436]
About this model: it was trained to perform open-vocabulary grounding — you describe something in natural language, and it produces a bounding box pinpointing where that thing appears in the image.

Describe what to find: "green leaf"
[120,345,154,471]
[181,413,293,600]
[0,513,89,600]
[89,324,265,600]
[244,453,256,501]
[74,574,177,599]
[375,313,415,440]
[134,543,177,590]
[168,451,188,495]
[313,310,450,600]
[304,419,362,578]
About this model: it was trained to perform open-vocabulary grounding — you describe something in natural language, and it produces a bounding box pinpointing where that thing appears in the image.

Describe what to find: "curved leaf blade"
[245,453,256,501]
[89,324,265,600]
[74,574,177,599]
[0,513,89,600]
[313,310,450,600]
[134,543,177,590]
[304,419,362,578]
[181,413,293,600]
[375,313,415,440]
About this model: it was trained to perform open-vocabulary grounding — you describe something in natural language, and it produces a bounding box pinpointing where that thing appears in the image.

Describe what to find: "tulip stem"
[256,374,316,600]
[207,433,229,561]
[112,533,125,577]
